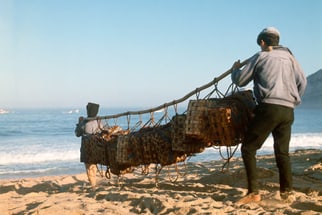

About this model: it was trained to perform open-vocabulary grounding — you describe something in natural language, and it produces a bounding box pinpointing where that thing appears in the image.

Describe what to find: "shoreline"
[2,144,321,181]
[1,149,321,214]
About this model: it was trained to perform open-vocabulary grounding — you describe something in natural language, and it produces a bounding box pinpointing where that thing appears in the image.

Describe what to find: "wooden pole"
[87,58,250,120]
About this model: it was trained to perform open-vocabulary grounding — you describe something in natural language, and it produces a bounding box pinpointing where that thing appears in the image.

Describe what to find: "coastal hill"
[301,69,322,108]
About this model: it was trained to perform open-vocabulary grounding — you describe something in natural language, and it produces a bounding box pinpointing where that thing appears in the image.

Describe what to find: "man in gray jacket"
[231,27,307,204]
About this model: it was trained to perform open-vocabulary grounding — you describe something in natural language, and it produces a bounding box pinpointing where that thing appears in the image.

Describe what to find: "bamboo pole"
[87,58,250,121]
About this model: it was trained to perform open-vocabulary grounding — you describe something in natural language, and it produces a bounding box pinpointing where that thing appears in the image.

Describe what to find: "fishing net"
[79,81,256,184]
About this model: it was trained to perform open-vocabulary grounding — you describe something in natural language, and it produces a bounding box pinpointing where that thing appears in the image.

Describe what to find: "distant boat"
[63,109,80,114]
[0,109,9,114]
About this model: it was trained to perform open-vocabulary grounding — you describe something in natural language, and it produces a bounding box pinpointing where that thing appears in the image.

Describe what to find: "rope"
[217,145,240,172]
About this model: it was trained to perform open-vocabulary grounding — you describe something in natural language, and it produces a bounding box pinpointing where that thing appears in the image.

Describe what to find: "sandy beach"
[0,149,321,215]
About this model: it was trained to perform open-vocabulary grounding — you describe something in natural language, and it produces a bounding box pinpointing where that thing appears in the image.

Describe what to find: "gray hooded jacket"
[231,46,307,108]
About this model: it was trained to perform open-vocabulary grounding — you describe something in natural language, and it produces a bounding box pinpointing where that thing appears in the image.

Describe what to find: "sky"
[1,0,321,109]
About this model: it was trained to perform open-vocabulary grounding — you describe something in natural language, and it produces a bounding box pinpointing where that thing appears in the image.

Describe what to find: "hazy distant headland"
[301,69,322,108]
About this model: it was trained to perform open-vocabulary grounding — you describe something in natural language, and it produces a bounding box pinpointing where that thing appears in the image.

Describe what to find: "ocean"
[0,106,321,180]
